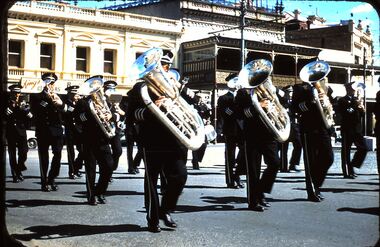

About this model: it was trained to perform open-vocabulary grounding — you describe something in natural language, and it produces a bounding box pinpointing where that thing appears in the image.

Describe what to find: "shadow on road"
[337,207,379,216]
[6,199,85,208]
[11,223,145,241]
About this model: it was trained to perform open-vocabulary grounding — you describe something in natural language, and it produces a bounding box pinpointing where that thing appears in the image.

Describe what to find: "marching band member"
[127,80,188,232]
[291,69,334,202]
[235,88,280,211]
[337,82,368,179]
[5,84,32,183]
[75,75,114,205]
[374,80,380,175]
[103,80,125,173]
[30,72,65,192]
[217,73,245,188]
[235,60,283,212]
[63,85,83,179]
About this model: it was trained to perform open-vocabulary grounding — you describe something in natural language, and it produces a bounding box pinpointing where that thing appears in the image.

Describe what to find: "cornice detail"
[36,28,61,38]
[71,33,95,42]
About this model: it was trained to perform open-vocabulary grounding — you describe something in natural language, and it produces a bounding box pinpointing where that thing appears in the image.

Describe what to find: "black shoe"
[160,213,177,228]
[109,178,114,183]
[192,162,200,170]
[74,172,83,178]
[248,204,265,212]
[147,223,161,233]
[343,174,355,179]
[12,176,21,183]
[227,183,238,189]
[88,196,97,206]
[347,164,357,177]
[307,194,322,202]
[128,169,137,174]
[41,184,51,192]
[289,165,301,172]
[49,181,59,191]
[315,189,325,201]
[96,195,107,204]
[69,173,75,179]
[134,168,140,174]
[17,173,24,181]
[258,198,271,207]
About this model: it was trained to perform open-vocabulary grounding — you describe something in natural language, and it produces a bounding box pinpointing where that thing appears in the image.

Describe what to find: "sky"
[75,0,379,65]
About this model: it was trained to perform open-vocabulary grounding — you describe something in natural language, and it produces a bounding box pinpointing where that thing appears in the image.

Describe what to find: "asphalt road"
[5,144,380,247]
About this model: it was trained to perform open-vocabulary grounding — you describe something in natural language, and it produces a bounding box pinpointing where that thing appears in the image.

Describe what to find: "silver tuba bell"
[237,59,291,143]
[78,75,116,138]
[129,48,205,150]
[299,60,335,129]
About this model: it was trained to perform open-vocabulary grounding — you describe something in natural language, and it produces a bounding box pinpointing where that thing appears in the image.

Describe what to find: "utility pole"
[240,0,247,70]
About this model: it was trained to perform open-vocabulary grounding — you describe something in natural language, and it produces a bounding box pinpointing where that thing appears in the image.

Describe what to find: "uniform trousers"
[36,128,64,185]
[110,135,123,171]
[125,132,143,171]
[83,142,113,201]
[66,131,83,175]
[6,130,28,178]
[244,140,280,207]
[224,134,240,186]
[279,123,302,171]
[143,148,187,226]
[301,130,333,195]
[341,131,368,174]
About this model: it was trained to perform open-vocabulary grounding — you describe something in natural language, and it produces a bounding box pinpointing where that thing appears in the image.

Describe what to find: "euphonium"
[78,75,116,138]
[129,48,205,150]
[299,60,335,129]
[237,59,291,143]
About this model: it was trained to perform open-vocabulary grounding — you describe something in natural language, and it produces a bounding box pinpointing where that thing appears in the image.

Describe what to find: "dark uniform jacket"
[63,98,82,139]
[234,88,274,141]
[5,96,32,137]
[291,82,330,133]
[126,82,186,153]
[75,97,113,146]
[337,94,364,134]
[217,91,242,137]
[30,92,65,137]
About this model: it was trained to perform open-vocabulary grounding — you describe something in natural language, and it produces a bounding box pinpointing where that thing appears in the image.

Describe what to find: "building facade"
[8,0,182,93]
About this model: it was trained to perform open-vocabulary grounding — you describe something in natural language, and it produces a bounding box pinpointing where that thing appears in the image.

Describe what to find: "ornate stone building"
[7,0,182,93]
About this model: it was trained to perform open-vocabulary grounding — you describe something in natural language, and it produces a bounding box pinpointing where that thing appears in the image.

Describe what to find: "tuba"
[237,59,291,143]
[299,60,335,129]
[129,48,205,150]
[78,75,116,138]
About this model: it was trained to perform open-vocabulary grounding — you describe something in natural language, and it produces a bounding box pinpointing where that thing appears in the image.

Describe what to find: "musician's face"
[162,63,171,72]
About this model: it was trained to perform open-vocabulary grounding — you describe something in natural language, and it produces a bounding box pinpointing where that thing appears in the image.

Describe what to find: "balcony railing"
[10,1,181,34]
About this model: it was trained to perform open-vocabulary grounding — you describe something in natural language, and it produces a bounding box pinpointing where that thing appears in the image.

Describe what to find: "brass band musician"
[337,82,368,178]
[5,84,32,183]
[30,72,65,192]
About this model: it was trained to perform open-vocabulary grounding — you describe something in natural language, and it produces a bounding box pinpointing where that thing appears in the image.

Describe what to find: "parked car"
[26,130,37,149]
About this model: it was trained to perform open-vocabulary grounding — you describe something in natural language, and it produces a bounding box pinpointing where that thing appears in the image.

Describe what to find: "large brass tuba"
[237,59,291,143]
[78,75,116,138]
[129,48,205,150]
[299,60,335,129]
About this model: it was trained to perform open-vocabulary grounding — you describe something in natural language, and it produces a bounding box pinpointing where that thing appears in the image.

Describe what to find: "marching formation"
[5,48,375,233]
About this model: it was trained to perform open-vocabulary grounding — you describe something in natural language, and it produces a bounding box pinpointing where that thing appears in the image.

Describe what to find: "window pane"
[104,49,114,74]
[41,43,52,56]
[8,40,22,67]
[9,54,20,67]
[9,40,21,53]
[40,43,53,69]
[77,47,87,59]
[76,47,88,72]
